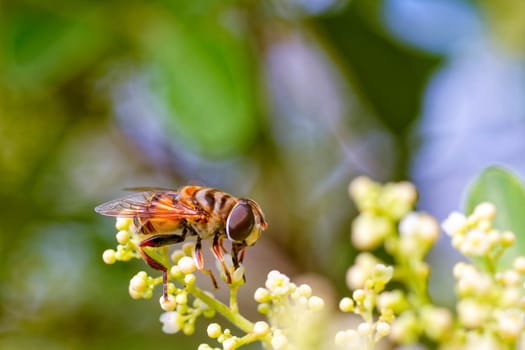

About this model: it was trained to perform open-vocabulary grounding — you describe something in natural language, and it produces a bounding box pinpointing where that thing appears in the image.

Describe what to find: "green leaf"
[465,166,525,267]
[143,18,258,157]
[1,5,110,89]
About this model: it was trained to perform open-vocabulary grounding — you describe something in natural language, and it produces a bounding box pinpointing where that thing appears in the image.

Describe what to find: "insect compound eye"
[226,202,255,242]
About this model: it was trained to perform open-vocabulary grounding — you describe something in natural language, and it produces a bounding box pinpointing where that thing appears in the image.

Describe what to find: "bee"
[95,186,267,299]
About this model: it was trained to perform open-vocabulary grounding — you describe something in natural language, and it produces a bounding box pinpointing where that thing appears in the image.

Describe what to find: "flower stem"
[187,283,254,333]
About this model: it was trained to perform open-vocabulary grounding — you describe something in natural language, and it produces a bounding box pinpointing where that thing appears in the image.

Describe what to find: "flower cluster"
[443,202,514,265]
[99,175,525,349]
[341,177,451,348]
[442,203,525,348]
[254,270,326,350]
[336,263,394,349]
[101,217,326,349]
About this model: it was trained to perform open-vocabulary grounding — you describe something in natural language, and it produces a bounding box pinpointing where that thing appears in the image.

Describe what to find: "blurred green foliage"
[1,0,523,349]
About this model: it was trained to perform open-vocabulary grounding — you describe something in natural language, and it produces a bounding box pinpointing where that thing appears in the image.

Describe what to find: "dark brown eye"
[226,202,255,242]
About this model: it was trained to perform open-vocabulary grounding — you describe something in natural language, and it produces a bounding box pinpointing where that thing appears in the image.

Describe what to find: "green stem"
[187,283,254,334]
[230,283,240,314]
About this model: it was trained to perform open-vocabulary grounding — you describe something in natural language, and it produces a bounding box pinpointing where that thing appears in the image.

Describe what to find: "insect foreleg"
[195,237,218,289]
[139,234,186,300]
[231,242,247,282]
[211,234,232,284]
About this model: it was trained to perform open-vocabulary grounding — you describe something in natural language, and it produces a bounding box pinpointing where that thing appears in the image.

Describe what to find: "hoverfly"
[95,186,267,299]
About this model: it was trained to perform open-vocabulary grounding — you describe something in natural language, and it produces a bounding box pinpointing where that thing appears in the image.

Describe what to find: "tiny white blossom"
[460,229,491,256]
[442,212,467,236]
[271,332,289,350]
[102,249,116,264]
[376,321,390,337]
[472,202,496,221]
[339,297,354,312]
[178,256,196,274]
[253,321,270,336]
[357,322,372,336]
[513,256,525,274]
[308,296,325,311]
[159,311,182,334]
[352,213,391,250]
[159,294,177,312]
[222,338,237,350]
[457,299,490,328]
[116,230,130,244]
[130,274,147,292]
[265,270,292,296]
[207,323,222,338]
[496,309,524,341]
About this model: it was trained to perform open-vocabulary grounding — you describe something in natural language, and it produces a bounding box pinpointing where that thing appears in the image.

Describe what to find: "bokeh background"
[2,0,525,349]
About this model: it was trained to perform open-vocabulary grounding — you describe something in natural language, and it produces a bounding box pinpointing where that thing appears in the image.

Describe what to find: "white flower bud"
[357,322,372,336]
[207,323,222,338]
[254,288,271,303]
[376,321,390,337]
[222,338,237,350]
[308,296,325,311]
[115,230,130,244]
[501,231,516,246]
[352,213,391,250]
[339,297,354,312]
[160,294,177,311]
[473,202,496,221]
[297,284,312,298]
[159,311,181,334]
[184,274,196,286]
[457,299,489,328]
[442,212,467,236]
[253,321,270,336]
[130,274,147,292]
[271,333,289,350]
[513,256,525,274]
[115,217,132,230]
[497,309,523,341]
[178,256,197,274]
[175,292,188,305]
[102,249,116,264]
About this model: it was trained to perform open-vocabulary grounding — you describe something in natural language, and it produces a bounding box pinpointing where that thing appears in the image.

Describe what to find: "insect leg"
[195,236,218,289]
[231,242,247,282]
[211,234,232,284]
[139,234,185,300]
[231,242,246,268]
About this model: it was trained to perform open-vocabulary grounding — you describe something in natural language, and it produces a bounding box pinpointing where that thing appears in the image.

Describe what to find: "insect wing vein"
[95,190,200,218]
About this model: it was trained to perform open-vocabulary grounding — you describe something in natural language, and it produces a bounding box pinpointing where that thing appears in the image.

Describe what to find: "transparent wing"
[95,190,202,218]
